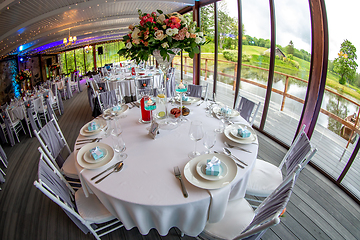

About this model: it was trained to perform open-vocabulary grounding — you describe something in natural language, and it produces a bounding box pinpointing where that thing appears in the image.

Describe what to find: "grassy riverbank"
[197,44,360,102]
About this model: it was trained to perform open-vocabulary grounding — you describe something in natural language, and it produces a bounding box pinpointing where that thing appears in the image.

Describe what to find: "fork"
[174,166,188,198]
[224,141,252,153]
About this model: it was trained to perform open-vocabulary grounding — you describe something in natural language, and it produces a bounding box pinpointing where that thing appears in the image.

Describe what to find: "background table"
[75,101,258,236]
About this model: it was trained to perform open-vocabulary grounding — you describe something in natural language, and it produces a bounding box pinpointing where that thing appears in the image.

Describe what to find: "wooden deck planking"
[0,82,359,239]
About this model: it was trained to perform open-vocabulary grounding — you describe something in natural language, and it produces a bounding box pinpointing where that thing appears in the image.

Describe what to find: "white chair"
[0,108,26,143]
[246,125,317,199]
[34,151,123,240]
[33,115,80,187]
[187,83,209,101]
[198,172,297,240]
[134,76,155,101]
[235,93,261,126]
[97,90,118,113]
[50,83,63,115]
[0,144,7,168]
[34,96,49,123]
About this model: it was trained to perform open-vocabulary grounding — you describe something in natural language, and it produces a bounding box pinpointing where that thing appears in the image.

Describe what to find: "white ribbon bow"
[206,156,221,170]
[91,147,102,156]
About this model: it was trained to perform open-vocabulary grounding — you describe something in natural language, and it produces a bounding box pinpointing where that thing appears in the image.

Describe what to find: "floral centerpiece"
[118,9,206,63]
[49,63,60,71]
[15,69,32,83]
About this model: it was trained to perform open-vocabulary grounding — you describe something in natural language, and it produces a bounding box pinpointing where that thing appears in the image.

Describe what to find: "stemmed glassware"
[111,133,127,160]
[203,130,217,154]
[188,120,204,158]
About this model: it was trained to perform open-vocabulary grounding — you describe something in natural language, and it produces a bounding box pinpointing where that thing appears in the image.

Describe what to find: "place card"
[149,121,160,139]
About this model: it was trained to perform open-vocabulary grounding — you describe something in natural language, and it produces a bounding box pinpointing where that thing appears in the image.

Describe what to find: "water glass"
[111,134,127,160]
[203,130,217,154]
[188,120,204,158]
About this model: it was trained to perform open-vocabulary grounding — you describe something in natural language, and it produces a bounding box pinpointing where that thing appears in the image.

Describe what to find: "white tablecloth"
[75,102,258,236]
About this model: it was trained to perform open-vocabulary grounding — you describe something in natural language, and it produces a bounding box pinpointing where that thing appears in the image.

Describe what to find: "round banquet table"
[75,100,258,237]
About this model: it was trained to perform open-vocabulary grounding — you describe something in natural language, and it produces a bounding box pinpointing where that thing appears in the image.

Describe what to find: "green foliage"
[333,39,358,85]
[223,50,238,62]
[339,77,346,85]
[287,54,293,60]
[286,40,295,55]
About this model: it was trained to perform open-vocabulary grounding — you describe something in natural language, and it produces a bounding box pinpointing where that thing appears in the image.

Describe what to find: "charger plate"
[77,142,114,169]
[80,119,106,137]
[184,153,237,190]
[224,124,257,144]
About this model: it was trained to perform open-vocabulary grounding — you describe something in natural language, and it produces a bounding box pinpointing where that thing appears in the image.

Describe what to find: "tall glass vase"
[153,48,180,92]
[152,48,180,129]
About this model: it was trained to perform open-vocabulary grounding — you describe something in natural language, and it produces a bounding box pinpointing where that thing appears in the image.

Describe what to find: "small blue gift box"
[112,105,121,111]
[182,95,189,101]
[88,122,99,131]
[221,106,232,115]
[90,147,104,160]
[205,157,221,176]
[238,127,251,138]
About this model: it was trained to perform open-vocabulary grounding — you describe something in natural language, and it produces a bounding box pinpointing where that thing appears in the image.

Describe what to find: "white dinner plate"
[184,153,237,189]
[80,120,105,136]
[103,104,129,118]
[212,106,240,118]
[80,119,106,137]
[224,124,257,144]
[77,142,114,169]
[83,148,108,164]
[196,158,228,181]
[175,96,200,105]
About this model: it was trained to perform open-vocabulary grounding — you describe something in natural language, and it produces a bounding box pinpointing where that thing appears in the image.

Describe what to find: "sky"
[225,0,360,70]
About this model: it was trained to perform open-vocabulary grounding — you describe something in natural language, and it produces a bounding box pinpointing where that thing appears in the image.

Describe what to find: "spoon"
[95,162,123,184]
[214,151,244,169]
[223,148,248,166]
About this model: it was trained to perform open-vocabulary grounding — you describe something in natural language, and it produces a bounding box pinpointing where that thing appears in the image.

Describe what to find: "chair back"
[34,153,92,234]
[165,72,176,97]
[134,76,154,100]
[278,125,317,175]
[187,83,208,101]
[97,90,118,112]
[235,94,261,126]
[235,173,296,240]
[34,116,71,169]
[0,144,7,168]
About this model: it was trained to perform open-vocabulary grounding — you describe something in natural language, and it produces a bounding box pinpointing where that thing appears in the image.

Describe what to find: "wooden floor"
[0,83,359,240]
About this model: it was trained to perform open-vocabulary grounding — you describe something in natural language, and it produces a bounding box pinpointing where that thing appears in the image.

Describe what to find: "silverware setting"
[197,100,204,106]
[174,166,188,198]
[95,162,124,184]
[76,138,101,144]
[224,141,252,153]
[91,161,123,180]
[213,151,244,169]
[76,138,101,150]
[223,147,248,166]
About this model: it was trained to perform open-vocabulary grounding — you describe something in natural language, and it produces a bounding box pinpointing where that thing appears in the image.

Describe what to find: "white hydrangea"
[166,28,179,36]
[195,37,202,44]
[131,28,141,39]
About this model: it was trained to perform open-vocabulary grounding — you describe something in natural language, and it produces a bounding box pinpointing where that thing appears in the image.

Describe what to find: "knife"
[91,161,123,180]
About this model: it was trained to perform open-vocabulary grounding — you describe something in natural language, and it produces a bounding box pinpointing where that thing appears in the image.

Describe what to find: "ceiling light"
[63,28,77,46]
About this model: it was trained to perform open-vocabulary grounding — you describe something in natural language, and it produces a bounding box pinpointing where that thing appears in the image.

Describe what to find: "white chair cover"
[187,84,203,98]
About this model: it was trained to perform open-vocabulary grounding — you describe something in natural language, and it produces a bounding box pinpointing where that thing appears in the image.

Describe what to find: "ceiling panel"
[0,0,200,59]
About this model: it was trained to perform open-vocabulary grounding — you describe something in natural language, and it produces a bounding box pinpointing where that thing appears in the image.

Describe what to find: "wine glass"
[203,130,217,154]
[188,120,204,158]
[112,116,123,136]
[111,133,127,160]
